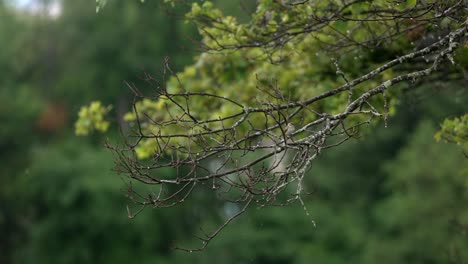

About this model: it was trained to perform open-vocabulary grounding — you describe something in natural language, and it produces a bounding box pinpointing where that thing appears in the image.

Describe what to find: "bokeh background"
[1,1,467,263]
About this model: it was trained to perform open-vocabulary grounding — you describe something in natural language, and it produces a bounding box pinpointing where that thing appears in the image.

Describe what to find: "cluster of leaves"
[75,101,112,135]
[85,0,467,160]
[114,0,422,158]
[435,114,468,155]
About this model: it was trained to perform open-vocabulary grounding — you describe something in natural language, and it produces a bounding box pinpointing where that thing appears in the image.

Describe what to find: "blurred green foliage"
[1,1,467,264]
[435,114,468,154]
[75,101,112,135]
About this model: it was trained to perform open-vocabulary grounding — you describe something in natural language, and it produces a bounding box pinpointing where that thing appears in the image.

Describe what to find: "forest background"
[0,0,467,263]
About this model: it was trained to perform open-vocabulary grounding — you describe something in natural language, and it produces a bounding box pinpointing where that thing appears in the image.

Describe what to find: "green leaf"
[334,20,348,33]
[406,0,417,8]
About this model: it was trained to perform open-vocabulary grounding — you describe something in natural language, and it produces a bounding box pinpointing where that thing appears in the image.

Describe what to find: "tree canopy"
[79,0,468,250]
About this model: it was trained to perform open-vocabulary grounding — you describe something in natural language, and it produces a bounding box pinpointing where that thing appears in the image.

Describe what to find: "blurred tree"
[13,140,193,264]
[0,4,46,263]
[55,0,197,108]
[0,0,198,263]
[364,120,468,264]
